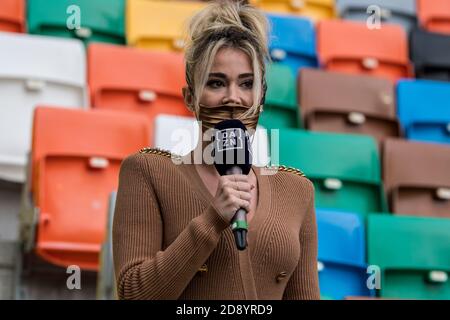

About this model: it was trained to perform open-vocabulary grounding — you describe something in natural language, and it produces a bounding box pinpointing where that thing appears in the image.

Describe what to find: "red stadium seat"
[418,0,450,35]
[317,20,413,82]
[88,43,193,145]
[28,106,150,270]
[0,0,25,33]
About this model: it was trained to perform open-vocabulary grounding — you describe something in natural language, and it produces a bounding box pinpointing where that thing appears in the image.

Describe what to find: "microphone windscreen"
[213,119,252,176]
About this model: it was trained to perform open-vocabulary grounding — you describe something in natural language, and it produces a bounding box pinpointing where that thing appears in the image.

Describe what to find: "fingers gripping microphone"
[213,119,252,251]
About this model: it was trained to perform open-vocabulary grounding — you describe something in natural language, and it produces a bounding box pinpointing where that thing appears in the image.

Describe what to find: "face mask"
[197,103,262,131]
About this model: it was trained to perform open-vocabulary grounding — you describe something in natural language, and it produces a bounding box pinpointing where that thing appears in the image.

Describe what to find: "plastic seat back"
[0,33,87,183]
[383,138,450,218]
[368,214,450,299]
[88,43,192,145]
[317,209,373,299]
[410,28,450,81]
[31,106,151,270]
[0,0,25,33]
[126,0,205,51]
[337,0,417,33]
[318,20,412,82]
[251,0,335,21]
[280,129,387,216]
[28,0,125,45]
[397,80,450,144]
[299,68,399,145]
[267,14,317,76]
[418,0,450,35]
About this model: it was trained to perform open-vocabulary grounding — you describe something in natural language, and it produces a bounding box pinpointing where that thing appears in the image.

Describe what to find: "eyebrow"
[208,72,254,79]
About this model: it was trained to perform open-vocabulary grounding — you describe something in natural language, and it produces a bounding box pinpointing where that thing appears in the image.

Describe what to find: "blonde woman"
[113,0,319,300]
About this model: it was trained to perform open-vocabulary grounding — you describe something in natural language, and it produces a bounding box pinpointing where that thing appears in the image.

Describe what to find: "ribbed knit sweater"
[113,148,320,300]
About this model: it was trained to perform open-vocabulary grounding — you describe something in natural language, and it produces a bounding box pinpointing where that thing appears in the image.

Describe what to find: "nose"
[222,83,240,105]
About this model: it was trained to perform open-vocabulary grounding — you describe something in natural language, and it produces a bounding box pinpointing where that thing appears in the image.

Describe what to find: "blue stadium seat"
[397,80,450,145]
[266,14,317,76]
[317,209,373,299]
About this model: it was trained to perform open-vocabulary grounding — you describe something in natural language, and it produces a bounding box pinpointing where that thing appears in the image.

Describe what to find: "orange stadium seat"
[383,138,450,218]
[28,106,150,270]
[0,0,25,33]
[317,20,413,82]
[88,43,193,145]
[417,0,450,35]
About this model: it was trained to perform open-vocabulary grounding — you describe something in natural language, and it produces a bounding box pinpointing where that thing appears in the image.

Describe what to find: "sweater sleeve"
[112,154,230,300]
[282,180,320,300]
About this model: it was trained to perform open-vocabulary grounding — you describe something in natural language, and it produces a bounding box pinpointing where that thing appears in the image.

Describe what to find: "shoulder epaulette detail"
[278,165,306,177]
[139,147,182,162]
[265,164,306,177]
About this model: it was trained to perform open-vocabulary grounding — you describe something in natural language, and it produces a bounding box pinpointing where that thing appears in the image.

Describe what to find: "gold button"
[198,264,208,273]
[276,271,287,282]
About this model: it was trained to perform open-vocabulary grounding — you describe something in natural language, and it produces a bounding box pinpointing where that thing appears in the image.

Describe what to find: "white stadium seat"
[0,32,87,182]
[154,114,270,166]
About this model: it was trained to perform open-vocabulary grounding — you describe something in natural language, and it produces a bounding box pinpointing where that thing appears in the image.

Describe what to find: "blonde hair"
[184,0,270,117]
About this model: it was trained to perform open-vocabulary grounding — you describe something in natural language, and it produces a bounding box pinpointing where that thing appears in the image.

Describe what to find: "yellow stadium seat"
[126,0,206,51]
[251,0,335,21]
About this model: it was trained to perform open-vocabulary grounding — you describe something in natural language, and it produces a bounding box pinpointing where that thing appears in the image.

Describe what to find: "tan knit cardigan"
[113,148,320,300]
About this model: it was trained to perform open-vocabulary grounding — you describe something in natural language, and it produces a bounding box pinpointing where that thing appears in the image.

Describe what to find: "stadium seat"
[299,68,400,145]
[266,14,317,76]
[410,28,450,81]
[154,114,198,157]
[258,63,300,131]
[317,209,373,300]
[0,0,25,33]
[27,0,125,45]
[397,80,450,144]
[250,0,335,21]
[368,214,450,299]
[417,0,450,35]
[126,0,206,51]
[88,43,192,145]
[0,33,87,183]
[24,106,151,271]
[336,0,417,34]
[317,20,413,82]
[383,138,450,218]
[279,130,387,216]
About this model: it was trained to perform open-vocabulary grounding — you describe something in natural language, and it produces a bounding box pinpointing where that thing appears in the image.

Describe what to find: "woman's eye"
[207,80,224,88]
[241,80,253,89]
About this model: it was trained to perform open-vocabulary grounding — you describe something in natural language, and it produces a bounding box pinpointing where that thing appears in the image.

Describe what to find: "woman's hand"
[212,174,254,223]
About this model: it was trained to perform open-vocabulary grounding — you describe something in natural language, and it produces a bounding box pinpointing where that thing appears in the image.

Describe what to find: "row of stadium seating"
[1,1,450,81]
[2,0,450,38]
[317,210,450,299]
[1,32,449,184]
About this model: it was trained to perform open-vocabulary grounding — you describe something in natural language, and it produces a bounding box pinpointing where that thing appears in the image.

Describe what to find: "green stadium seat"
[27,0,125,45]
[368,214,450,299]
[258,63,300,131]
[279,130,387,216]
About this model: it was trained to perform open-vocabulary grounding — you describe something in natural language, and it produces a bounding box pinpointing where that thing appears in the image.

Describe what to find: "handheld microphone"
[213,119,252,251]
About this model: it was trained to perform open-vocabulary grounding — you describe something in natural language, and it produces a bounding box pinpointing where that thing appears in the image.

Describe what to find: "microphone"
[212,119,252,251]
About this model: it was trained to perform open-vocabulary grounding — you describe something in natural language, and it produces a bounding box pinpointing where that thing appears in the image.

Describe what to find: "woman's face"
[199,47,254,107]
